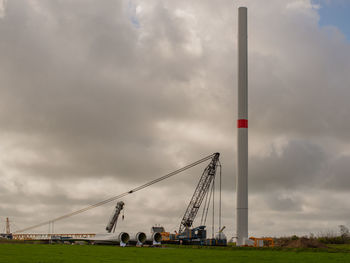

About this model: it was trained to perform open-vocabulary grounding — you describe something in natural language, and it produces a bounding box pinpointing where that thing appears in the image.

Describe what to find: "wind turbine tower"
[236,6,248,246]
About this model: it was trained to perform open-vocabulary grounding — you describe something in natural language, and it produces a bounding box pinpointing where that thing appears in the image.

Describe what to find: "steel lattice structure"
[15,153,217,234]
[179,153,220,233]
[106,201,125,233]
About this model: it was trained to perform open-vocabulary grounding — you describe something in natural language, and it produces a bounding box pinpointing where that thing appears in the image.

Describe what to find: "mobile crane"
[177,152,220,244]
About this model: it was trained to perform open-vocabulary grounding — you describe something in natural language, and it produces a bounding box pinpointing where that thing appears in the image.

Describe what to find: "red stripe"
[237,119,248,128]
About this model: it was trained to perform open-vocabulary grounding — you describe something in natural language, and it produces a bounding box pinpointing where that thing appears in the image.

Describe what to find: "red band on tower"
[237,119,248,128]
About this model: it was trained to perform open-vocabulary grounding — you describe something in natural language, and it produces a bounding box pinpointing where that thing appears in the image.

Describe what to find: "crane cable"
[218,161,222,234]
[15,153,216,233]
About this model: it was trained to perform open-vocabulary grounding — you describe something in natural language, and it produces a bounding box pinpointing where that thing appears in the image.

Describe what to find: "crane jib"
[106,201,125,233]
[15,153,217,233]
[179,153,220,233]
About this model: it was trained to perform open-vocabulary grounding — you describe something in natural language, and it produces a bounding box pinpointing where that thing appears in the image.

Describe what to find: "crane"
[15,153,218,234]
[106,201,125,233]
[6,218,11,235]
[179,152,220,234]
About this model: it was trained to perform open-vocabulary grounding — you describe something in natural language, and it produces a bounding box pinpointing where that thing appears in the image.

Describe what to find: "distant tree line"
[316,225,350,244]
[275,225,350,246]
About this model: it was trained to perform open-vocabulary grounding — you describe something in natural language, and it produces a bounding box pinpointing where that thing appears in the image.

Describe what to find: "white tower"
[236,7,248,246]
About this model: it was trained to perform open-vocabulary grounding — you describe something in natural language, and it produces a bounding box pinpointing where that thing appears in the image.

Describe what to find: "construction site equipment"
[6,218,10,235]
[12,233,95,240]
[146,232,162,245]
[128,232,147,245]
[206,239,217,246]
[178,153,220,243]
[15,153,217,233]
[151,226,169,242]
[159,231,170,241]
[0,218,13,239]
[249,237,275,247]
[106,201,125,233]
[151,226,165,233]
[177,226,207,245]
[218,226,226,233]
[215,226,227,246]
[90,232,130,246]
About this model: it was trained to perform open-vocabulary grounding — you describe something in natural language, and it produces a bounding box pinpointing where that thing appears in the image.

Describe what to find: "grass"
[0,243,349,263]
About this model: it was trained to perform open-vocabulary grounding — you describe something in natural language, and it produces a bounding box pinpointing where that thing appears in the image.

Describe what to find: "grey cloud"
[324,155,350,190]
[250,140,329,192]
[265,194,303,212]
[1,0,350,236]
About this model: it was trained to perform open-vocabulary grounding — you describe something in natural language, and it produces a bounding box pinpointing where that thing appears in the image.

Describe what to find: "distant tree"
[291,235,299,240]
[339,225,349,239]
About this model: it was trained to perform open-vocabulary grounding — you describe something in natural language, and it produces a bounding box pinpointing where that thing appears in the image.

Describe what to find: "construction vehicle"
[249,237,274,247]
[106,201,125,233]
[177,153,221,244]
[177,226,207,245]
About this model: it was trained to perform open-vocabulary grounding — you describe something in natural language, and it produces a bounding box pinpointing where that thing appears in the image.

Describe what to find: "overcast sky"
[1,0,350,238]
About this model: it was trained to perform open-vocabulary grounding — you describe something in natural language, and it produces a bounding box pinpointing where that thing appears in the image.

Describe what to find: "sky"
[0,0,350,238]
[314,0,350,40]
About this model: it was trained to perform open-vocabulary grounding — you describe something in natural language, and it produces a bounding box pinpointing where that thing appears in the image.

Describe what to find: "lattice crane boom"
[179,153,220,233]
[15,153,217,234]
[106,201,124,233]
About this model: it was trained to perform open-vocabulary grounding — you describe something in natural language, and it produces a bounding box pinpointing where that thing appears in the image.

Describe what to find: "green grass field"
[0,243,349,263]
